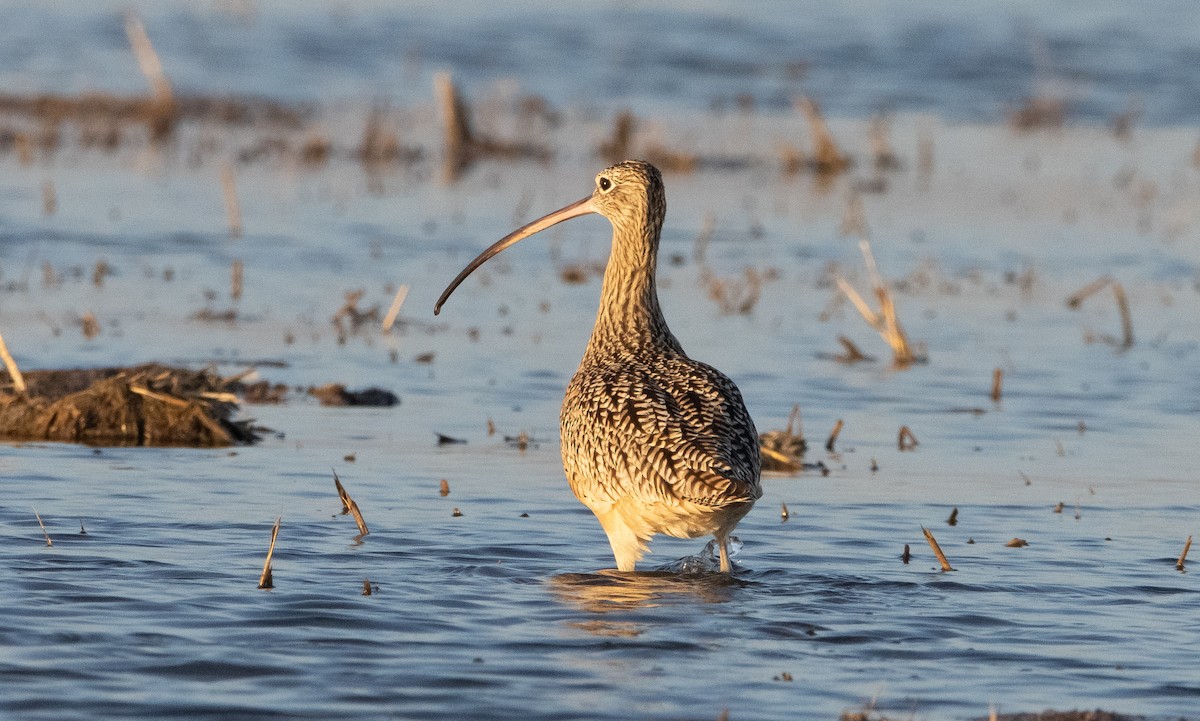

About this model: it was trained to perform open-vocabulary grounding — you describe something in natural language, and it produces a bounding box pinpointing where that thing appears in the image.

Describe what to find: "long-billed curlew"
[435,160,762,572]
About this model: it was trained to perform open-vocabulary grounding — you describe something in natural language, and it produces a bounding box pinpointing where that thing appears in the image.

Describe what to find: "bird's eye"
[597,176,612,192]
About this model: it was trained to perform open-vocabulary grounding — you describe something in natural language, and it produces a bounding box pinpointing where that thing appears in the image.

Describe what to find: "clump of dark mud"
[0,363,259,446]
[308,384,399,407]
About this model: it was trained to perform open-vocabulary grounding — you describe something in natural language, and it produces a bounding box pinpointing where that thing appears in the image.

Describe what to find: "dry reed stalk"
[231,260,244,301]
[381,284,410,333]
[124,12,173,105]
[258,517,280,589]
[921,526,954,571]
[34,508,52,546]
[785,404,802,438]
[693,213,716,263]
[333,472,369,536]
[220,163,243,238]
[599,110,635,163]
[794,96,848,172]
[898,425,919,450]
[839,189,869,238]
[833,335,871,363]
[0,332,27,393]
[1066,276,1134,349]
[1066,276,1113,309]
[1111,281,1134,349]
[129,384,190,407]
[869,114,899,169]
[79,312,100,339]
[1178,535,1193,571]
[825,419,843,452]
[435,72,472,176]
[42,180,56,215]
[991,368,1004,402]
[835,239,918,366]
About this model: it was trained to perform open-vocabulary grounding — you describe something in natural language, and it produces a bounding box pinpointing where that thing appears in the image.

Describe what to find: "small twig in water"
[781,502,790,523]
[124,11,173,105]
[794,96,849,173]
[835,238,919,366]
[1178,535,1193,571]
[231,260,244,301]
[258,517,280,589]
[220,163,243,238]
[825,419,844,452]
[34,508,52,546]
[693,213,716,264]
[833,335,872,364]
[42,180,56,216]
[333,471,369,536]
[921,526,954,572]
[381,284,410,333]
[1112,281,1134,350]
[991,368,1003,403]
[898,425,919,451]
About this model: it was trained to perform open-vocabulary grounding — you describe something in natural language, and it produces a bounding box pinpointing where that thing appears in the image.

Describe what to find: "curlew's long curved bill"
[434,195,597,315]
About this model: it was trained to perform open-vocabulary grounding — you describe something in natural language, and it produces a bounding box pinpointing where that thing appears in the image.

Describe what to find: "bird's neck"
[584,227,683,359]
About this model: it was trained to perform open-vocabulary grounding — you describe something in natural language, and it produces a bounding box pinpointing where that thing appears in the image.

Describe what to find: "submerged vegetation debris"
[1178,535,1192,572]
[836,242,923,366]
[759,404,808,472]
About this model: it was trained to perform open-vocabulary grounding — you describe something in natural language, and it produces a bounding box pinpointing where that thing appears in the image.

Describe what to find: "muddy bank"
[0,364,258,447]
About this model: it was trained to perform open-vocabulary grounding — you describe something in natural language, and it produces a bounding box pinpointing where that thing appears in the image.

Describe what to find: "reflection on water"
[549,568,743,615]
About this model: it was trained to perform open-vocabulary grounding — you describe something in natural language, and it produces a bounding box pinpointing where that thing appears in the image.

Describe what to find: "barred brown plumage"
[435,160,762,572]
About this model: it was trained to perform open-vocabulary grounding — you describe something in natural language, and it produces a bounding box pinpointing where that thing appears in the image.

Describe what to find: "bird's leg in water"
[718,535,731,573]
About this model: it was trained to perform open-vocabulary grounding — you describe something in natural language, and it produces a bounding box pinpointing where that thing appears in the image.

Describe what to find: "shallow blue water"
[2,3,1200,720]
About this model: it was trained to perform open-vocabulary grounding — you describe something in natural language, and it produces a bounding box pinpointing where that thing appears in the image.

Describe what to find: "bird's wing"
[562,356,762,507]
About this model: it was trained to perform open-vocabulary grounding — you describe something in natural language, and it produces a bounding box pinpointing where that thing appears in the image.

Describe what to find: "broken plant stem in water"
[922,526,954,572]
[836,239,918,366]
[258,517,280,589]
